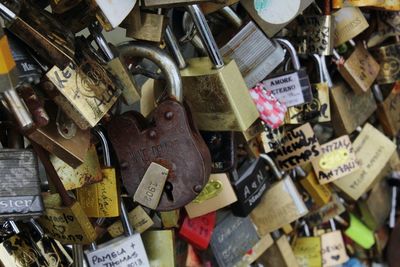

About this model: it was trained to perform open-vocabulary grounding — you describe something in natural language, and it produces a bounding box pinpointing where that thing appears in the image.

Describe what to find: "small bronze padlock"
[109,41,211,211]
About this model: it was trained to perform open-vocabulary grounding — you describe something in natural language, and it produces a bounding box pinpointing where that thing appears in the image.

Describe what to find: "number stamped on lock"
[134,163,169,209]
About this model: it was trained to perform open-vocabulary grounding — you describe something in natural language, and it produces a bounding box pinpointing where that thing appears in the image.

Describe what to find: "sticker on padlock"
[262,39,313,108]
[333,123,396,200]
[311,135,360,184]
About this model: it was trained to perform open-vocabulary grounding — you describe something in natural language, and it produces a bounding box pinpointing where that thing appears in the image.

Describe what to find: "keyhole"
[165,182,174,202]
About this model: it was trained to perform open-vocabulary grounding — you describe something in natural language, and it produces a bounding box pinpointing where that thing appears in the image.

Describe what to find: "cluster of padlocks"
[0,0,399,266]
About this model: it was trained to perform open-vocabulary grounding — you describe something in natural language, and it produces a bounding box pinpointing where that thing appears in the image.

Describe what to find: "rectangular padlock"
[0,149,43,219]
[371,43,400,85]
[142,230,175,266]
[179,212,216,250]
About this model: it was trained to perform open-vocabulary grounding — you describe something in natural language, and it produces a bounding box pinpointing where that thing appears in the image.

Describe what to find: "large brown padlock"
[108,41,211,211]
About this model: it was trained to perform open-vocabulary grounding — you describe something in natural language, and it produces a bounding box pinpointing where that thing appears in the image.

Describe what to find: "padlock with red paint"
[179,212,216,250]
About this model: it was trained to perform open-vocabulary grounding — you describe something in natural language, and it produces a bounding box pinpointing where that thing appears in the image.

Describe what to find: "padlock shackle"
[311,54,325,83]
[181,12,208,56]
[259,154,283,180]
[186,5,224,69]
[372,84,384,102]
[93,128,111,167]
[324,0,331,15]
[0,3,16,21]
[118,41,183,102]
[9,220,20,234]
[219,7,243,29]
[274,38,301,71]
[165,26,187,70]
[320,55,333,87]
[30,218,45,238]
[88,23,115,61]
[120,200,134,237]
[72,244,85,267]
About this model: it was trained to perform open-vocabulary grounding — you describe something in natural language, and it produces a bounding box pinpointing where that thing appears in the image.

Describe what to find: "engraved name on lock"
[130,139,179,164]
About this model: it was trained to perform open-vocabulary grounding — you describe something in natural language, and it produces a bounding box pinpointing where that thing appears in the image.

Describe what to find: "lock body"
[181,57,259,131]
[0,149,43,219]
[371,43,400,85]
[200,131,235,173]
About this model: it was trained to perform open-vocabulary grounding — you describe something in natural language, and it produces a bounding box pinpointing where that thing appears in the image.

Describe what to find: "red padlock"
[179,212,216,250]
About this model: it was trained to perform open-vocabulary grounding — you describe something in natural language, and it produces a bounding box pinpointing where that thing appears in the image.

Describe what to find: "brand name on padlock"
[0,196,43,215]
[130,139,179,163]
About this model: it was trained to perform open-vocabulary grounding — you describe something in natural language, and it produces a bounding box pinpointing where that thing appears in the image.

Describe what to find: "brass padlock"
[142,230,175,266]
[0,1,75,69]
[371,42,400,85]
[334,41,380,94]
[333,6,369,46]
[34,143,97,245]
[124,7,168,43]
[76,128,119,218]
[88,22,141,106]
[165,6,259,132]
[373,82,400,138]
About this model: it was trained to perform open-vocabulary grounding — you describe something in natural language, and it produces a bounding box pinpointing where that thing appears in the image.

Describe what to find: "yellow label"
[76,167,119,217]
[0,36,16,74]
[293,237,322,267]
[319,148,349,170]
[192,180,223,204]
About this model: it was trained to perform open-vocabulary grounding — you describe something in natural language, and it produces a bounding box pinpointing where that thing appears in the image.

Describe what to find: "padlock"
[0,221,42,266]
[0,129,44,220]
[18,85,49,129]
[240,0,313,37]
[90,0,136,31]
[160,209,180,228]
[297,1,334,55]
[29,218,73,267]
[292,223,323,267]
[27,101,90,169]
[33,143,97,245]
[258,231,300,267]
[0,1,75,69]
[299,167,333,207]
[124,7,168,43]
[250,157,308,235]
[109,41,211,211]
[45,36,121,129]
[358,180,392,231]
[218,9,285,88]
[270,122,322,171]
[371,42,400,85]
[84,200,150,267]
[335,212,376,250]
[330,75,377,135]
[50,143,103,191]
[333,123,396,200]
[319,220,349,267]
[76,128,119,218]
[56,0,96,34]
[372,83,400,138]
[311,135,360,184]
[234,234,274,267]
[185,173,237,218]
[200,131,235,173]
[285,54,331,124]
[333,41,380,94]
[141,0,226,8]
[262,39,313,108]
[179,211,216,250]
[165,6,260,132]
[210,212,260,267]
[88,22,141,106]
[107,205,153,238]
[333,6,369,47]
[5,30,42,85]
[230,154,275,217]
[142,230,175,266]
[0,27,34,131]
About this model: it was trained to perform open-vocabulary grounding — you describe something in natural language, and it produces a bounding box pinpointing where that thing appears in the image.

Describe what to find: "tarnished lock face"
[108,42,211,211]
[0,234,41,266]
[333,7,369,46]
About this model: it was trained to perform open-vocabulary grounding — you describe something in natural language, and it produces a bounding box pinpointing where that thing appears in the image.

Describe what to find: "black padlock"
[200,131,235,173]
